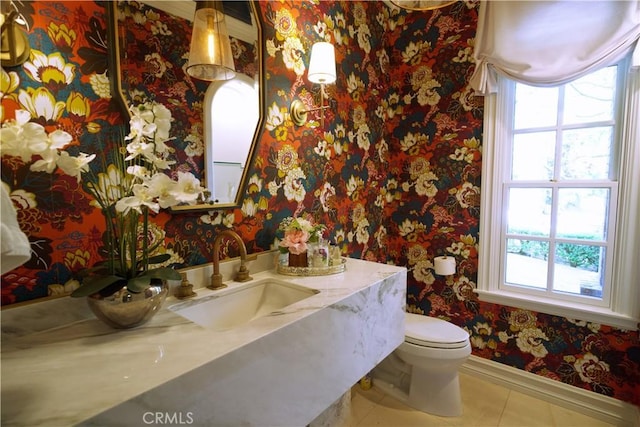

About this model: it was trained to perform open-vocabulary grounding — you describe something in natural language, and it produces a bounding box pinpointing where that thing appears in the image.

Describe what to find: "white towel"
[1,184,31,274]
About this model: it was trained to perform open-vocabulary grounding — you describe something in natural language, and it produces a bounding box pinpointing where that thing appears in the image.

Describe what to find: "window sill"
[475,289,638,331]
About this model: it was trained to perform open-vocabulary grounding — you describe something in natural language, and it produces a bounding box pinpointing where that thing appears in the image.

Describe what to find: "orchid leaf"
[126,268,181,293]
[126,276,152,293]
[145,267,182,281]
[146,254,172,265]
[71,275,123,297]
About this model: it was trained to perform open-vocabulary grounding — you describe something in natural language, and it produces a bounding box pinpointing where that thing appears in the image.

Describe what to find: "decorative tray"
[276,258,347,276]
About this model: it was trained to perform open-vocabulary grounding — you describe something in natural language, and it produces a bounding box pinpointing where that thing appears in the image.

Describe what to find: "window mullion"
[547,183,559,294]
[547,86,565,295]
[554,85,565,181]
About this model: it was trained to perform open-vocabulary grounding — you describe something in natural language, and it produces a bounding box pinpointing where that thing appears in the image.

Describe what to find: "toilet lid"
[404,313,469,349]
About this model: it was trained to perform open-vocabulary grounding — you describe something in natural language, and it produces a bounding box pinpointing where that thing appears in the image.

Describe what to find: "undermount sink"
[169,278,318,331]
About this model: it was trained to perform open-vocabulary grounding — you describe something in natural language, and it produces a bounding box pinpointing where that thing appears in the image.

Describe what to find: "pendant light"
[186,1,236,81]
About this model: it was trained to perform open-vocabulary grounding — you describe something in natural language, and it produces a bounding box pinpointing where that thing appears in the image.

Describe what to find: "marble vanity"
[1,252,406,426]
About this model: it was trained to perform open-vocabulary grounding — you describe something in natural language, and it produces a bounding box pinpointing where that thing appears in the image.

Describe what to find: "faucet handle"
[175,273,197,299]
[234,265,252,283]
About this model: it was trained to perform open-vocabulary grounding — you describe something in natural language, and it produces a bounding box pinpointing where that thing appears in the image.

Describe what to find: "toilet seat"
[404,313,469,349]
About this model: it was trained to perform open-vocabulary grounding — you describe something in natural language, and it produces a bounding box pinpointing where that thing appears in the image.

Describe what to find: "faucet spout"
[209,229,253,290]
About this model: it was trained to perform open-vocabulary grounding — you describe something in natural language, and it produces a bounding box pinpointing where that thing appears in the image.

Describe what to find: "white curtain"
[471,1,640,95]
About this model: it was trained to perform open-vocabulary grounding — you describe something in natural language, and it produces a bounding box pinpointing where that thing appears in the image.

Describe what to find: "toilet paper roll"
[434,256,456,276]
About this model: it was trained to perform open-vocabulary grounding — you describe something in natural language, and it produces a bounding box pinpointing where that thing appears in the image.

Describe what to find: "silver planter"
[87,280,169,329]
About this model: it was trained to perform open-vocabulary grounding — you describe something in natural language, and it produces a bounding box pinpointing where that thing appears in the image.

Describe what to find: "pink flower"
[281,229,310,254]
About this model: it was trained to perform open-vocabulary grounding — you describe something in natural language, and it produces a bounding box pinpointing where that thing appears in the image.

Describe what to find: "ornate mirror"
[107,1,263,211]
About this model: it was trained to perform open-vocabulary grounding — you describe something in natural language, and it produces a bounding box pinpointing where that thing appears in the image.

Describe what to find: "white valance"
[471,1,640,95]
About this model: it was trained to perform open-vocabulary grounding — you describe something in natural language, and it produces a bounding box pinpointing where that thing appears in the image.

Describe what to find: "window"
[478,57,640,330]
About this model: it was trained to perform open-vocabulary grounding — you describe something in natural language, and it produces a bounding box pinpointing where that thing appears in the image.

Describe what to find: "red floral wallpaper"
[1,1,124,303]
[1,0,638,408]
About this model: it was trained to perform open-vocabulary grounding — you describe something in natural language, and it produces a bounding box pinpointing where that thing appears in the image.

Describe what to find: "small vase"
[87,279,169,329]
[308,239,329,268]
[288,251,308,267]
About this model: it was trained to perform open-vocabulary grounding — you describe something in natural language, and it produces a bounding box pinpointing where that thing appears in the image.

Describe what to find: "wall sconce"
[1,9,30,67]
[186,0,236,82]
[290,42,337,128]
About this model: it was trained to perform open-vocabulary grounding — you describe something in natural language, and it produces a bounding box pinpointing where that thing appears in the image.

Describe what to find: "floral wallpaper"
[1,0,638,409]
[0,1,257,303]
[1,1,124,302]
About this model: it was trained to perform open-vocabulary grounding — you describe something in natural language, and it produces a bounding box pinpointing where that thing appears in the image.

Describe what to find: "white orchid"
[56,151,96,182]
[1,102,209,298]
[1,110,83,178]
[30,129,77,175]
[126,165,150,179]
[116,183,160,214]
[0,110,48,161]
[148,173,180,209]
[172,172,205,203]
[30,146,61,174]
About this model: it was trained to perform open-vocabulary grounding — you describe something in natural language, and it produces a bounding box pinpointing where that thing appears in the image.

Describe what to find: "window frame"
[477,58,640,330]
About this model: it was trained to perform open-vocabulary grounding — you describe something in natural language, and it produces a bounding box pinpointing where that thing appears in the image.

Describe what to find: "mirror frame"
[106,1,130,121]
[106,1,264,212]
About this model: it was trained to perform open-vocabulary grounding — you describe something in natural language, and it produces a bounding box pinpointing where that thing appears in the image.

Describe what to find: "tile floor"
[347,372,614,427]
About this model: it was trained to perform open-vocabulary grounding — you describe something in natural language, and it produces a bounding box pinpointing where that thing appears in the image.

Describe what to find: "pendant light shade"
[307,42,336,84]
[186,1,236,81]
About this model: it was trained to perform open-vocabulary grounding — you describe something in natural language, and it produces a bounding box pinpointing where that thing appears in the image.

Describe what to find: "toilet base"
[407,366,463,417]
[372,373,463,417]
[371,352,465,417]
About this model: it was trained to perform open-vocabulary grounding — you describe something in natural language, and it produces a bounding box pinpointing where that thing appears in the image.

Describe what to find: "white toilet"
[371,312,471,417]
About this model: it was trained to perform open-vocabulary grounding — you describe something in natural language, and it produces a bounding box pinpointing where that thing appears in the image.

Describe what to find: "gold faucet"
[209,229,253,290]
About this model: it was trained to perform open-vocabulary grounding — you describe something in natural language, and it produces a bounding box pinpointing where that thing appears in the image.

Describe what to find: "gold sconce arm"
[290,85,331,127]
[1,11,30,67]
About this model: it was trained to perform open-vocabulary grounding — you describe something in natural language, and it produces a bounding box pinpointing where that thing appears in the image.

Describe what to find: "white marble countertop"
[1,255,406,426]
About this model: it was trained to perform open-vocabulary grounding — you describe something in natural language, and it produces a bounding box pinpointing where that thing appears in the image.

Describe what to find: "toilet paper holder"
[434,255,456,276]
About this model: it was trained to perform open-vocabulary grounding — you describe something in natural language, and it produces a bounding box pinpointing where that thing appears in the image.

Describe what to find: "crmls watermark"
[142,411,194,425]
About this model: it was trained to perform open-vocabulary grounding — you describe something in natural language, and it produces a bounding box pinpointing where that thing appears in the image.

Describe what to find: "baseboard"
[460,355,640,427]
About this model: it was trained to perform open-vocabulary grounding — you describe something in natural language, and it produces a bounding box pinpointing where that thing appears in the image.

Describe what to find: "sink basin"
[169,278,318,330]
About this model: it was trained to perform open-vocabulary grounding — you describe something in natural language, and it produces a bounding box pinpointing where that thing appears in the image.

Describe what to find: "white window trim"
[477,68,640,331]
